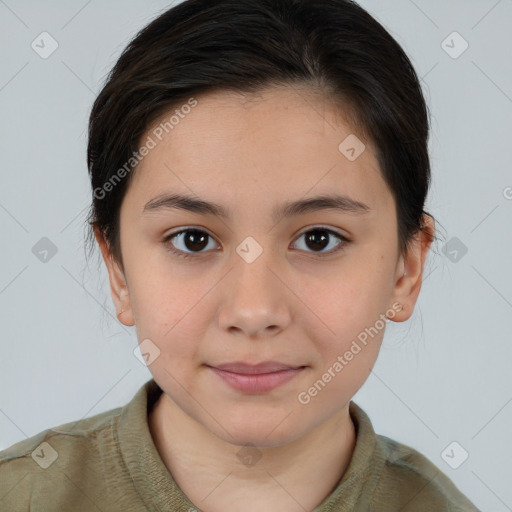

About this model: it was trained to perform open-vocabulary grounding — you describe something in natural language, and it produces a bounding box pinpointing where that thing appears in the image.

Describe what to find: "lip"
[207,361,306,393]
[212,361,303,374]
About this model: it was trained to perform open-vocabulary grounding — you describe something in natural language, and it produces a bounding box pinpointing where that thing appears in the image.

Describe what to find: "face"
[96,86,432,447]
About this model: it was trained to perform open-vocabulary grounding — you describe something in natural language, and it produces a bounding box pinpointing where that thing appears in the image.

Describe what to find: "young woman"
[0,0,480,510]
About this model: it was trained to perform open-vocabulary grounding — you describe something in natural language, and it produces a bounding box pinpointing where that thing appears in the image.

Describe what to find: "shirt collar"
[117,378,384,511]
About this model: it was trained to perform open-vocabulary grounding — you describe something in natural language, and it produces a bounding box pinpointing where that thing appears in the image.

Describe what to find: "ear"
[94,227,135,327]
[388,214,435,322]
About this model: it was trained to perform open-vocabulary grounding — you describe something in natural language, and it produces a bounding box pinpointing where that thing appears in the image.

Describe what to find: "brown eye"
[163,226,349,260]
[163,229,219,258]
[292,228,348,256]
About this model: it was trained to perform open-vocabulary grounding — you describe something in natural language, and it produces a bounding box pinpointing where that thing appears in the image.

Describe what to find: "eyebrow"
[142,192,372,223]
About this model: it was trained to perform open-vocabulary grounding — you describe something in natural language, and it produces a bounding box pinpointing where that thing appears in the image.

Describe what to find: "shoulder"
[0,404,123,464]
[0,405,123,509]
[372,434,480,511]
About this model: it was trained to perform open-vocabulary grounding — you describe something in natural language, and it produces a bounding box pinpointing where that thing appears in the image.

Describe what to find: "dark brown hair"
[85,0,436,268]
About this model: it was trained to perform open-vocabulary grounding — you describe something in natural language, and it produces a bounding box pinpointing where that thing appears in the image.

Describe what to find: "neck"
[148,393,356,512]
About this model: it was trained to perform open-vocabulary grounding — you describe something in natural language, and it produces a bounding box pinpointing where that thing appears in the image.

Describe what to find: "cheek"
[299,257,392,373]
[128,264,239,378]
[126,243,201,326]
[298,288,386,412]
[306,262,391,335]
[127,269,203,354]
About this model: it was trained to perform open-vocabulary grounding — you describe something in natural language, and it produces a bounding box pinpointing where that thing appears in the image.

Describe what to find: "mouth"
[206,361,307,393]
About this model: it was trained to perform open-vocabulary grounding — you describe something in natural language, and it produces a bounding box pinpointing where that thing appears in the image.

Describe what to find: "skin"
[95,86,434,511]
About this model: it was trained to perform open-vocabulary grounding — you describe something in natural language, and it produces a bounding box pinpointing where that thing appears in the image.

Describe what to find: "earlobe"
[93,227,135,327]
[115,288,135,327]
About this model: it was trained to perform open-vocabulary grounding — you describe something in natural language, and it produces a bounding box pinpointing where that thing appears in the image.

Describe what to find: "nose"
[217,246,292,339]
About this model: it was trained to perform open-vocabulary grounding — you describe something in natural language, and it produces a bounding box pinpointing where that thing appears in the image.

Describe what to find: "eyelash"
[162,226,350,260]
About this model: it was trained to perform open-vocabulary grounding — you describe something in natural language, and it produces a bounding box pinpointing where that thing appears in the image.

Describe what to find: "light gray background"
[1,1,511,510]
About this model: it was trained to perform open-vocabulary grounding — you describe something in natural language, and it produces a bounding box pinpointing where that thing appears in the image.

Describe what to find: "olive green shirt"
[0,379,480,511]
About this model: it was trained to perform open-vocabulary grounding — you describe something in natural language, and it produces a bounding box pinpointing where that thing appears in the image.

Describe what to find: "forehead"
[126,86,391,216]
